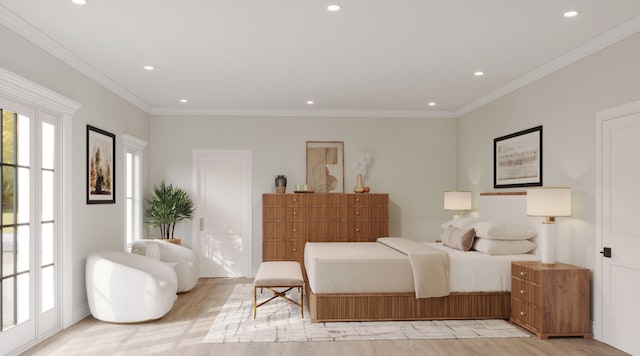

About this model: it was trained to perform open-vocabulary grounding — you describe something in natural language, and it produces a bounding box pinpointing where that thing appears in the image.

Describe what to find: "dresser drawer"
[511,298,540,329]
[511,278,540,305]
[263,240,304,261]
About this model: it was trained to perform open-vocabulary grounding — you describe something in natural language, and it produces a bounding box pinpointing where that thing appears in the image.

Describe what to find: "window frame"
[122,134,146,251]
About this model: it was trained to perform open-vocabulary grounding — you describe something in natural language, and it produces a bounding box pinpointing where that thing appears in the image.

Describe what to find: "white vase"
[354,175,364,193]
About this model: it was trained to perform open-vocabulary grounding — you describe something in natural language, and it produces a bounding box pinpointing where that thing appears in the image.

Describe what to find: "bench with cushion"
[253,261,304,318]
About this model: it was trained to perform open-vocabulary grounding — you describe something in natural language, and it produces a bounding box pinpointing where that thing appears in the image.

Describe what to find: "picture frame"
[306,141,344,193]
[494,125,542,188]
[87,125,116,204]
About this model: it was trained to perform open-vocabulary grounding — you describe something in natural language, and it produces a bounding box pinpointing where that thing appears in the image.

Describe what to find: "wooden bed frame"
[304,192,533,323]
[306,280,511,323]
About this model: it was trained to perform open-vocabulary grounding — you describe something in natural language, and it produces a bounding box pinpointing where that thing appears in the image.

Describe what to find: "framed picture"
[87,125,116,204]
[306,141,344,193]
[494,125,542,188]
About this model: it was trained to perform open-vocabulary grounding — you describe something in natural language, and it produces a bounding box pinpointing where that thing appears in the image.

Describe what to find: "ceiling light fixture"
[327,4,342,12]
[428,102,436,107]
[306,100,315,105]
[71,0,87,5]
[143,65,155,71]
[563,10,579,18]
[179,99,188,103]
[474,71,485,77]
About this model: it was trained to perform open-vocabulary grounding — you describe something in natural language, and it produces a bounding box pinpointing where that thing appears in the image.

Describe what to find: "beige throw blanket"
[377,237,450,298]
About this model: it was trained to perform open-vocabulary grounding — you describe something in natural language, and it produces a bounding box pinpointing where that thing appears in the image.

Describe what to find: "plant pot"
[155,238,181,245]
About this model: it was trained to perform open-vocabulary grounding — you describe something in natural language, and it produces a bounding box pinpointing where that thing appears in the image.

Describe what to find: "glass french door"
[0,97,60,355]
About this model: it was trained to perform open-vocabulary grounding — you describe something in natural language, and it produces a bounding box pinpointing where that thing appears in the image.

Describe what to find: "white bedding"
[304,241,539,294]
[305,242,415,294]
[425,243,539,292]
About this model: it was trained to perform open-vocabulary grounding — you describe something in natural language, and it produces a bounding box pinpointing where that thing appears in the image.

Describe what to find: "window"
[0,66,78,355]
[122,134,146,250]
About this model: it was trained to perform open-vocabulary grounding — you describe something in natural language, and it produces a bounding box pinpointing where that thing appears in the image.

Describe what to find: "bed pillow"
[440,226,476,251]
[440,215,479,230]
[472,237,536,255]
[470,221,536,240]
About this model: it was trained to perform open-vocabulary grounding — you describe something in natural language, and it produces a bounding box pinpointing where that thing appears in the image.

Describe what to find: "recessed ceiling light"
[327,4,342,12]
[179,99,188,103]
[428,102,436,107]
[143,65,155,71]
[306,100,315,105]
[564,10,579,18]
[72,0,87,5]
[474,71,485,77]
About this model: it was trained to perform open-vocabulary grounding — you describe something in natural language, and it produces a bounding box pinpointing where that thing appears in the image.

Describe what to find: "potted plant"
[145,181,195,245]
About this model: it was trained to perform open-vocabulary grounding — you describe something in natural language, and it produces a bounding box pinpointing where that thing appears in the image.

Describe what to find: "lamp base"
[540,222,556,265]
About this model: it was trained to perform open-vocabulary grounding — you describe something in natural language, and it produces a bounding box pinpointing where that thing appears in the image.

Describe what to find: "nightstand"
[510,261,592,339]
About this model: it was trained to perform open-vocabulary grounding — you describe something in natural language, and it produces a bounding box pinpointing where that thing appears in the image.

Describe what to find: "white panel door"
[192,150,252,278]
[600,109,640,355]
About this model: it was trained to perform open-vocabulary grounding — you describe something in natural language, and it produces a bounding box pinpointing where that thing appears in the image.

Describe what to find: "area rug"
[203,283,530,343]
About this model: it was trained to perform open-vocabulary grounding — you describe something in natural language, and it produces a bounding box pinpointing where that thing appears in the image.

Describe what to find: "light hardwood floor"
[22,278,628,356]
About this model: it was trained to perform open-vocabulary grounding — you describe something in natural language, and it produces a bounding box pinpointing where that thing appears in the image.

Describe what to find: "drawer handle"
[356,228,360,232]
[519,271,527,277]
[520,311,527,317]
[292,248,297,252]
[356,211,360,215]
[293,229,297,233]
[292,211,297,215]
[293,198,297,202]
[356,198,360,202]
[520,289,526,295]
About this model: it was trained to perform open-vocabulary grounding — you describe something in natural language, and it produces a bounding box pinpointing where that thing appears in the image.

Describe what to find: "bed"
[304,192,541,322]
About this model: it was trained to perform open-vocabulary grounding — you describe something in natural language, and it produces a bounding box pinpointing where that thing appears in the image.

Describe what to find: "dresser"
[510,261,591,339]
[262,193,389,264]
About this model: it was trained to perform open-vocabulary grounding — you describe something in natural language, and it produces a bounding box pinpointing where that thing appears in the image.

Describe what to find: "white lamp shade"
[444,191,472,211]
[526,187,571,217]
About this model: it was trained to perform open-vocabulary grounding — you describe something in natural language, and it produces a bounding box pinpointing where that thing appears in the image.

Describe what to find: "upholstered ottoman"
[253,261,304,318]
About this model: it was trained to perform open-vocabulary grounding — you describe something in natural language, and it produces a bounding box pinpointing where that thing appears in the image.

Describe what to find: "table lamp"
[526,187,571,265]
[444,191,472,219]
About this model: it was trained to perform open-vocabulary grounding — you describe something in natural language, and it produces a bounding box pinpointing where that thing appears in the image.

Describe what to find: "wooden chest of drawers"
[510,261,591,339]
[262,193,389,264]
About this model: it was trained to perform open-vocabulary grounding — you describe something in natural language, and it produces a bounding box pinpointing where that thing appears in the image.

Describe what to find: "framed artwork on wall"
[87,125,116,204]
[306,141,344,193]
[494,125,542,188]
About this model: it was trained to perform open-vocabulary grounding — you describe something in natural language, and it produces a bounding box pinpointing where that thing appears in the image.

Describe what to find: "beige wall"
[0,25,150,322]
[457,33,640,270]
[149,115,457,273]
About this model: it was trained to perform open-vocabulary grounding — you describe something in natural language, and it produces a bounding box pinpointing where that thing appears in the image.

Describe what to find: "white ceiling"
[1,1,640,118]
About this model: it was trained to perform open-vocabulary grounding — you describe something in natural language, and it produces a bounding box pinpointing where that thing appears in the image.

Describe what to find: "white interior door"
[598,103,640,355]
[192,150,252,278]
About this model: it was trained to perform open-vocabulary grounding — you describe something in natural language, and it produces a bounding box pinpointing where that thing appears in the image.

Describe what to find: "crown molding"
[0,5,151,114]
[456,14,640,117]
[150,107,457,119]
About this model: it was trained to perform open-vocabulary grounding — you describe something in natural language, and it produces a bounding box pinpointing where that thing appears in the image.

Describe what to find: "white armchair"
[86,250,178,323]
[132,239,200,292]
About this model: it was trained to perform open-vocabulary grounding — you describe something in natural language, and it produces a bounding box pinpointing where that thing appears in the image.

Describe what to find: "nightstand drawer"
[511,278,540,304]
[512,263,540,284]
[511,298,540,329]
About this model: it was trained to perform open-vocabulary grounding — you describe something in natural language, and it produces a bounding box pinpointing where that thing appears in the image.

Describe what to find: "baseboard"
[69,302,90,327]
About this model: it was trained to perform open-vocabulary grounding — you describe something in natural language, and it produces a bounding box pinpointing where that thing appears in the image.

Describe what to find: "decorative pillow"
[472,238,536,255]
[440,226,476,251]
[440,215,479,230]
[470,221,536,240]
